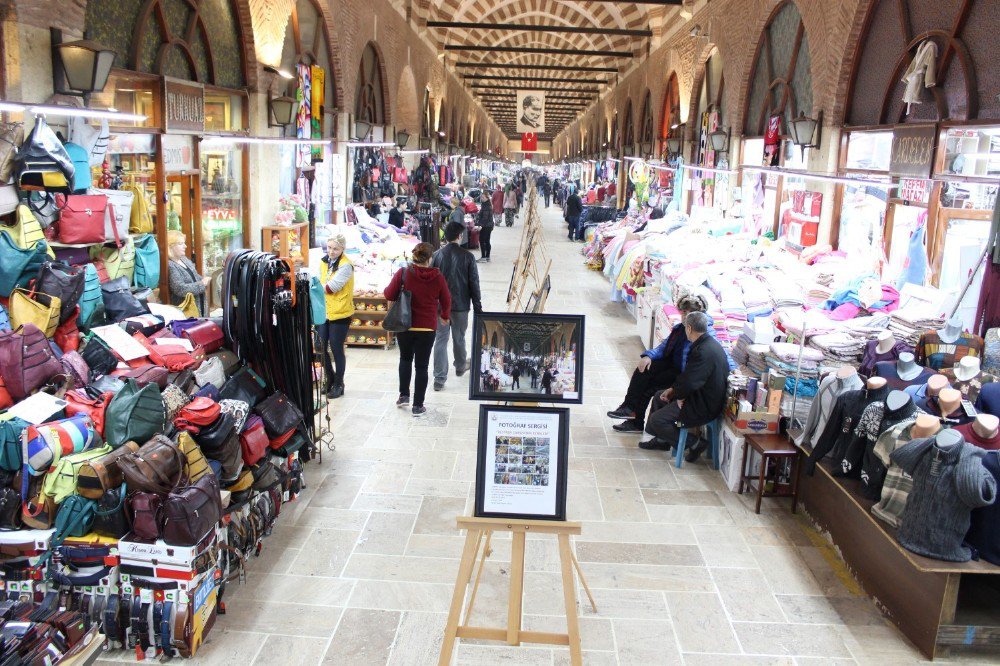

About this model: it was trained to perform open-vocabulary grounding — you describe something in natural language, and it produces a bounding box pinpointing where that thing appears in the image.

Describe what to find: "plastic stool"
[674,418,721,469]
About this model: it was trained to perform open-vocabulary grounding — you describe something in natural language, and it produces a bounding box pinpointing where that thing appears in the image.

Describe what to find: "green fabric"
[104,379,165,448]
[42,444,111,504]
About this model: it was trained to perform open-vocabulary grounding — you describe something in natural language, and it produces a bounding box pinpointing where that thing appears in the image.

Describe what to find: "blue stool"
[674,418,721,469]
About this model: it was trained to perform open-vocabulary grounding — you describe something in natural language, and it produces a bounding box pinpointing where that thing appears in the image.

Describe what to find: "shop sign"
[162,134,194,172]
[889,125,936,178]
[163,78,205,133]
[899,178,930,205]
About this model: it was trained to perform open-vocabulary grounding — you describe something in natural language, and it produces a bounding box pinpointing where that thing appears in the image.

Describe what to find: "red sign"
[521,133,537,152]
[899,178,930,204]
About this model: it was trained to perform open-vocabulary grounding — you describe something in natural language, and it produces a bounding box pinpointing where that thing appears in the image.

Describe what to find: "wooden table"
[739,433,801,513]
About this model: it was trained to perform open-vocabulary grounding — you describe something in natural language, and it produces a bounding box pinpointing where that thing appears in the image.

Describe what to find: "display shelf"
[262,221,309,267]
[347,293,394,350]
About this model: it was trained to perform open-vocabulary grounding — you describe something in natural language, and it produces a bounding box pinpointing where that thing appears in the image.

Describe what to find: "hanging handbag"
[161,384,190,421]
[92,235,135,284]
[254,392,304,438]
[219,366,267,407]
[101,276,148,322]
[9,288,61,338]
[36,261,84,324]
[53,306,81,352]
[128,183,153,234]
[193,356,225,390]
[250,461,284,491]
[76,441,140,499]
[179,293,200,318]
[80,332,118,377]
[87,187,132,241]
[77,264,104,329]
[239,416,268,466]
[382,268,412,332]
[118,434,186,495]
[22,493,58,529]
[54,194,107,244]
[7,205,54,258]
[64,389,112,436]
[309,276,326,326]
[174,431,210,483]
[92,484,129,538]
[178,321,224,353]
[0,121,24,184]
[161,472,221,546]
[0,230,49,298]
[126,491,162,541]
[13,116,74,194]
[173,397,221,434]
[104,379,165,448]
[0,323,62,399]
[59,350,89,387]
[133,233,160,289]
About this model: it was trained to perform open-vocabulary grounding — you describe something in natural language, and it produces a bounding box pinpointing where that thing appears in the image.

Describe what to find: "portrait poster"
[475,405,569,521]
[763,113,782,167]
[516,91,546,134]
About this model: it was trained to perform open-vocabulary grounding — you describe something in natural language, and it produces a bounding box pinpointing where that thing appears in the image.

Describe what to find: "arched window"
[694,52,725,167]
[743,1,813,137]
[660,72,681,157]
[621,100,634,151]
[639,90,654,153]
[355,43,386,124]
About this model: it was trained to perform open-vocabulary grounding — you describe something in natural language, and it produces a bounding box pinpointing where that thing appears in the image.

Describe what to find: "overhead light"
[788,111,822,158]
[666,124,686,157]
[51,30,115,96]
[400,149,429,155]
[709,127,730,154]
[263,65,294,80]
[345,141,396,148]
[395,129,411,148]
[268,95,297,128]
[354,120,373,141]
[0,100,147,122]
[201,135,332,146]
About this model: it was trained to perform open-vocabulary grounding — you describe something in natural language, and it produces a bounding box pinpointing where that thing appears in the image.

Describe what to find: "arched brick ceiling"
[413,0,675,139]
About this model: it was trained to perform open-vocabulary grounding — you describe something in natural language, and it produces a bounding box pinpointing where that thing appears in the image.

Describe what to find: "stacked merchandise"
[889,308,947,347]
[0,593,107,662]
[338,210,419,294]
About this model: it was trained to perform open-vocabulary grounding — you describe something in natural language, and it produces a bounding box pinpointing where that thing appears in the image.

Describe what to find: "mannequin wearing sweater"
[806,376,888,473]
[891,429,996,561]
[904,372,951,400]
[802,367,863,448]
[854,390,919,496]
[918,387,973,425]
[915,316,984,370]
[873,353,936,391]
[941,356,995,402]
[859,331,912,377]
[871,414,940,527]
[966,421,1000,564]
[954,414,1000,451]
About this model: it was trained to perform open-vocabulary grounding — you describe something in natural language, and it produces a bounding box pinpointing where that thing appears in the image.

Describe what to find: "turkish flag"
[521,132,537,152]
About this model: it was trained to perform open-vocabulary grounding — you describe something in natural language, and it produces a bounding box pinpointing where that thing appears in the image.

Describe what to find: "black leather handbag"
[35,261,84,324]
[13,117,74,194]
[0,487,22,530]
[80,333,117,378]
[194,413,241,482]
[254,392,303,438]
[92,484,129,538]
[219,366,267,407]
[100,277,148,322]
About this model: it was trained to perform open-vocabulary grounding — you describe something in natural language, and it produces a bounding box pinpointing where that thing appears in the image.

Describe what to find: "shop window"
[844,131,894,172]
[885,206,924,284]
[204,91,245,131]
[942,127,1000,178]
[941,217,992,329]
[838,183,889,277]
[200,145,244,285]
[88,73,157,129]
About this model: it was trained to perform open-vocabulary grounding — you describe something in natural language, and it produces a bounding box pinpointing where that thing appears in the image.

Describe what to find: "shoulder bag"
[77,263,105,329]
[93,236,135,285]
[92,483,129,538]
[218,366,267,407]
[104,379,164,448]
[111,363,168,388]
[174,431,210,483]
[161,383,190,421]
[9,288,61,338]
[133,233,160,289]
[239,416,268,466]
[173,397,221,434]
[179,320,224,353]
[126,491,162,541]
[118,313,165,337]
[218,399,249,432]
[0,323,62,399]
[87,187,132,241]
[35,261,84,324]
[382,268,412,332]
[41,444,112,505]
[0,230,49,298]
[53,305,81,352]
[132,332,197,372]
[21,414,97,484]
[193,356,225,390]
[59,350,89,387]
[54,194,107,244]
[76,440,140,499]
[128,183,153,234]
[101,276,148,322]
[194,412,241,482]
[80,332,118,377]
[0,486,22,530]
[118,434,186,494]
[254,392,304,438]
[0,416,28,472]
[64,388,111,436]
[7,204,54,258]
[161,473,221,547]
[12,116,74,194]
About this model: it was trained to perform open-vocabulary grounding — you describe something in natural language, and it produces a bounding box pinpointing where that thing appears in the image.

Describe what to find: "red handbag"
[111,364,168,388]
[179,321,224,354]
[268,427,296,451]
[132,332,198,372]
[392,167,408,184]
[64,389,112,437]
[239,416,268,465]
[54,195,107,245]
[173,397,221,434]
[0,377,12,410]
[53,305,80,352]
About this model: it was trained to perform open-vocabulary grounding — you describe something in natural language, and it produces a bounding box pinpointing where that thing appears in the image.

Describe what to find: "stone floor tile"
[597,485,650,521]
[664,591,740,654]
[612,618,684,664]
[179,629,268,665]
[386,611,447,666]
[711,567,786,622]
[342,553,458,584]
[641,489,724,506]
[294,506,371,531]
[575,561,716,593]
[455,644,553,664]
[252,634,330,665]
[523,614,615,652]
[348,580,452,613]
[581,520,697,544]
[355,511,416,555]
[412,495,467,535]
[575,541,704,566]
[326,609,401,665]
[287,528,360,577]
[360,461,414,494]
[227,572,354,607]
[351,492,424,513]
[220,600,345,637]
[310,474,367,509]
[592,457,638,486]
[734,621,853,657]
[685,655,795,665]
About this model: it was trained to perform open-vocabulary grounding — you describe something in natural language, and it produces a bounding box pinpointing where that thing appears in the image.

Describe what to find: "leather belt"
[103,593,121,645]
[127,595,143,649]
[161,600,173,654]
[153,600,164,650]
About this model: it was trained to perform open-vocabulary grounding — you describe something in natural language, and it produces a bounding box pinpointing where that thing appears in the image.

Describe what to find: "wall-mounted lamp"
[708,126,730,154]
[395,129,410,149]
[268,95,297,128]
[665,124,686,157]
[354,120,373,141]
[788,111,822,158]
[640,139,653,157]
[51,29,115,97]
[418,136,432,150]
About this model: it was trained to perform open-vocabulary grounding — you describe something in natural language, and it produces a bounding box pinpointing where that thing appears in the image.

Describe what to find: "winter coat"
[432,243,482,313]
[383,264,451,330]
[671,334,729,428]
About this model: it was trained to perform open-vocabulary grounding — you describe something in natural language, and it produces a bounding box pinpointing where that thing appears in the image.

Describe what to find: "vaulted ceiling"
[412,0,683,141]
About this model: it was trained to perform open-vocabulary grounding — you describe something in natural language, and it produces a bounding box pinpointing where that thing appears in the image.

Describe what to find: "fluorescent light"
[344,141,395,148]
[742,165,893,188]
[679,163,737,176]
[202,135,332,146]
[400,149,429,155]
[0,100,147,121]
[277,69,294,79]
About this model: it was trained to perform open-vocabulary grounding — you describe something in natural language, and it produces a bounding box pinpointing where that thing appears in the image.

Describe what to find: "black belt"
[103,593,121,645]
[161,600,173,653]
[153,600,163,650]
[127,596,142,649]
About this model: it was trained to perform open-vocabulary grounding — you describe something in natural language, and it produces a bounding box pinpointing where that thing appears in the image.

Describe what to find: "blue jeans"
[567,214,580,239]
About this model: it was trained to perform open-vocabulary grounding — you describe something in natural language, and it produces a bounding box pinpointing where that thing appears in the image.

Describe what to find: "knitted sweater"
[872,361,937,391]
[891,436,996,562]
[966,451,1000,565]
[806,385,889,474]
[953,422,1000,451]
[915,331,984,371]
[849,398,919,498]
[939,368,995,403]
[859,340,913,378]
[802,373,864,448]
[871,420,918,527]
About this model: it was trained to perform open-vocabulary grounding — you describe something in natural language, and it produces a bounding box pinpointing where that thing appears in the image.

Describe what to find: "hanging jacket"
[806,385,890,474]
[901,40,937,112]
[895,214,928,290]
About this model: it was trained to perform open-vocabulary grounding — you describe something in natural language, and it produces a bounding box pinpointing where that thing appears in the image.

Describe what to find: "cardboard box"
[766,389,784,415]
[118,527,218,568]
[718,422,745,492]
[727,409,780,435]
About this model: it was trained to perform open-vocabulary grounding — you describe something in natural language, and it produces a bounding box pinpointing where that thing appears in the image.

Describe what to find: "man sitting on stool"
[640,312,729,462]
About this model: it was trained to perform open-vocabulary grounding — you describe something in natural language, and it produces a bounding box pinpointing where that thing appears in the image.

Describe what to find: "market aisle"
[140,199,936,665]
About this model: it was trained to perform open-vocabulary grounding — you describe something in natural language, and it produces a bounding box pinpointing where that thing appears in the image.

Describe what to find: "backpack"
[63,142,91,193]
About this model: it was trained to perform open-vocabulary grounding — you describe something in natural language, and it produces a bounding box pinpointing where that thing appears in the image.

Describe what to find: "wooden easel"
[439,516,597,666]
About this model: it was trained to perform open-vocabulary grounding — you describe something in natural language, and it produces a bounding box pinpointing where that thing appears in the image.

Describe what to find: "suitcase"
[464,222,480,250]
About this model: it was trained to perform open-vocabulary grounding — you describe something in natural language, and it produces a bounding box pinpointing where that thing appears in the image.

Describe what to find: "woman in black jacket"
[475,192,494,263]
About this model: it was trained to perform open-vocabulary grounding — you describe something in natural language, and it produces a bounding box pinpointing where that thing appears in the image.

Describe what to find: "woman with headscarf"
[503,184,518,227]
[318,234,354,398]
[166,230,210,316]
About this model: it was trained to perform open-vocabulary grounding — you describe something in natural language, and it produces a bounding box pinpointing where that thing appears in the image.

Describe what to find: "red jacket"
[384,265,451,330]
[491,188,504,212]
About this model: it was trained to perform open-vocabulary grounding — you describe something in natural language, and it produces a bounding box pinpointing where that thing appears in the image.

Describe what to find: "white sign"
[899,178,930,205]
[162,134,194,172]
[330,152,347,213]
[516,90,546,134]
[481,409,560,517]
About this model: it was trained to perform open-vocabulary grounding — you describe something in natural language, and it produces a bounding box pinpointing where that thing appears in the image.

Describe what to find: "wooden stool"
[738,433,801,514]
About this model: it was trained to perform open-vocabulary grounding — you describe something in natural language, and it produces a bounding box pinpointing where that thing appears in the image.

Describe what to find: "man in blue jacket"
[608,294,735,433]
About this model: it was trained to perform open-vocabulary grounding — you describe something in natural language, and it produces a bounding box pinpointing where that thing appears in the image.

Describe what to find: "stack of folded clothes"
[889,308,946,347]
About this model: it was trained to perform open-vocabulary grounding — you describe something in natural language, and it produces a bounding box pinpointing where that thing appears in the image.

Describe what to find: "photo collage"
[493,436,551,486]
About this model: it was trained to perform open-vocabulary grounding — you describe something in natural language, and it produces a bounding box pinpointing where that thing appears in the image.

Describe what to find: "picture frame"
[470,311,585,404]
[475,404,569,521]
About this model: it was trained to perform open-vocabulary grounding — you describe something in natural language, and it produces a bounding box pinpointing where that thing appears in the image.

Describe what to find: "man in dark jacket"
[432,221,483,390]
[641,312,729,461]
[565,189,583,241]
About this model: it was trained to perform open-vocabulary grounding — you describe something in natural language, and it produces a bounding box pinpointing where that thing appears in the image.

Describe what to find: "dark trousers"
[317,317,350,385]
[566,215,580,239]
[622,359,677,428]
[646,395,683,445]
[512,376,520,388]
[480,227,493,258]
[397,330,436,407]
[543,193,550,207]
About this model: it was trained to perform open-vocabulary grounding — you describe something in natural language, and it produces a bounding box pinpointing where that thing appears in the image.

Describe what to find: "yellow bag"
[11,205,54,259]
[175,431,210,483]
[180,293,200,318]
[9,288,60,337]
[128,183,153,234]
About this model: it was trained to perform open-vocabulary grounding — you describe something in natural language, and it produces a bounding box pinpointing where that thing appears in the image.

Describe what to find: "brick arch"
[827,0,872,126]
[394,64,420,135]
[355,40,391,124]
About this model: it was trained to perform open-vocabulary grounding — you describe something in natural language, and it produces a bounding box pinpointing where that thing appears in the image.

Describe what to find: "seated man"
[608,294,734,433]
[640,312,729,462]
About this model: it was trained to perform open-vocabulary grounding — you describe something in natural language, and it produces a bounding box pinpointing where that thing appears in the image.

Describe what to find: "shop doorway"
[166,174,203,274]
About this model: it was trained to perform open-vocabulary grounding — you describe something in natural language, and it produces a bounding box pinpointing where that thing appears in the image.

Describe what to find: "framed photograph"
[470,311,585,404]
[475,404,569,521]
[515,90,546,134]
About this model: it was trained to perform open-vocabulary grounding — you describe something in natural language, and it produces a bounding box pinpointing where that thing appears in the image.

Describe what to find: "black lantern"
[268,96,297,128]
[354,120,373,141]
[709,127,730,154]
[788,111,822,158]
[395,129,411,149]
[665,124,686,157]
[51,29,115,96]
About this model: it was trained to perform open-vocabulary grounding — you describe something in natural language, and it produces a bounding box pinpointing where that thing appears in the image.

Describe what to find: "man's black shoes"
[612,419,643,433]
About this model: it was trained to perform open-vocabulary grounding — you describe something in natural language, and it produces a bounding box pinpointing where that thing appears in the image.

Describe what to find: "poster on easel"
[475,404,569,521]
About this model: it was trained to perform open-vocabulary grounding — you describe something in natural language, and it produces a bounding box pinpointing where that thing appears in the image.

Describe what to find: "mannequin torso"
[910,414,941,439]
[876,331,896,355]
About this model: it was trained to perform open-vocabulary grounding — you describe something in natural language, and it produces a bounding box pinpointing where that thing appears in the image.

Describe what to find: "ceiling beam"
[444,45,633,58]
[477,94,595,102]
[471,84,600,93]
[456,62,618,74]
[427,21,652,37]
[464,75,609,84]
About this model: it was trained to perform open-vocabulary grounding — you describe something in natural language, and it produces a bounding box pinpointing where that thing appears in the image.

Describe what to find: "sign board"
[889,124,936,178]
[162,134,194,172]
[899,177,930,205]
[163,78,205,133]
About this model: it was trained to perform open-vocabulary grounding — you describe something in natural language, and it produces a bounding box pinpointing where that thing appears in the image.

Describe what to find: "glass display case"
[199,146,244,287]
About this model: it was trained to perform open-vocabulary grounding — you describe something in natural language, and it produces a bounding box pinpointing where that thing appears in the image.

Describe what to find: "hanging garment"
[896,213,928,290]
[914,330,984,370]
[901,40,938,114]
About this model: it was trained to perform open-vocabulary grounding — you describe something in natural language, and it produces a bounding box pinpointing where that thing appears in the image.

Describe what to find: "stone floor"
[98,201,989,665]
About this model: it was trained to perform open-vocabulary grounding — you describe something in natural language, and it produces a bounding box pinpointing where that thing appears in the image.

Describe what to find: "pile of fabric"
[889,308,947,347]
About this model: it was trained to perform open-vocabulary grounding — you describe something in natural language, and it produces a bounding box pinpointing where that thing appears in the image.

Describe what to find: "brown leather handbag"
[161,472,221,546]
[118,435,187,494]
[77,440,140,499]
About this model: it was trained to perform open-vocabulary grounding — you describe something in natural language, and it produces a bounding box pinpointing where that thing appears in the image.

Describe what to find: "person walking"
[565,187,583,241]
[491,185,504,226]
[432,221,482,391]
[384,242,451,416]
[541,367,553,394]
[476,191,494,263]
[541,177,551,208]
[511,365,521,389]
[317,234,354,399]
[503,184,518,227]
[529,364,538,388]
